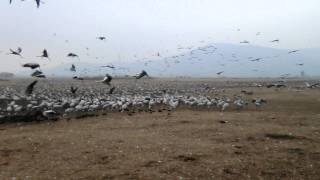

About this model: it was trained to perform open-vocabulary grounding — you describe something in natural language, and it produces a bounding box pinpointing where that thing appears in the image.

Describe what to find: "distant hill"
[20,43,320,78]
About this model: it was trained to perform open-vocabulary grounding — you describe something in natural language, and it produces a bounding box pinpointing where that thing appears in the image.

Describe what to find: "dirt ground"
[1,89,320,179]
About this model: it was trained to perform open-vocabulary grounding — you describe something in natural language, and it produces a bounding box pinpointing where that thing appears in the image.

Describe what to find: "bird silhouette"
[38,49,50,60]
[70,64,76,72]
[270,39,279,43]
[101,65,115,69]
[288,50,299,54]
[97,74,112,85]
[97,36,106,40]
[109,86,116,94]
[22,63,40,69]
[216,71,224,75]
[67,53,79,58]
[134,70,149,79]
[8,47,22,57]
[25,80,38,95]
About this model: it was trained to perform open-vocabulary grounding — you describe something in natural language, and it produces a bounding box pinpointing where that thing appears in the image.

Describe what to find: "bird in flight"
[70,64,76,72]
[216,71,224,75]
[22,63,40,70]
[251,58,262,62]
[67,53,79,58]
[297,63,304,66]
[97,74,113,86]
[38,49,50,60]
[10,0,41,8]
[270,39,279,43]
[101,65,115,69]
[25,80,38,96]
[97,36,106,41]
[8,47,22,57]
[109,86,116,94]
[31,70,44,77]
[134,70,149,79]
[288,50,299,54]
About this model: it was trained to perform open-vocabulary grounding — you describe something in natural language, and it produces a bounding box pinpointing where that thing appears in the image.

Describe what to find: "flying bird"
[35,0,40,8]
[216,71,224,75]
[67,53,79,58]
[97,36,106,40]
[8,47,22,57]
[31,70,43,77]
[97,74,112,85]
[134,70,149,79]
[297,63,304,66]
[22,63,40,69]
[25,80,38,95]
[70,64,76,72]
[305,82,320,89]
[38,49,50,60]
[288,50,299,54]
[270,39,279,43]
[101,65,115,69]
[251,58,262,62]
[109,86,116,94]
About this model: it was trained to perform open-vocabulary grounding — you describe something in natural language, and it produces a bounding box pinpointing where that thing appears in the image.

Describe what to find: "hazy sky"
[0,0,319,73]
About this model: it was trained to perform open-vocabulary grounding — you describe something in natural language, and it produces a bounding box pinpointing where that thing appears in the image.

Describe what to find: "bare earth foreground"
[1,80,320,179]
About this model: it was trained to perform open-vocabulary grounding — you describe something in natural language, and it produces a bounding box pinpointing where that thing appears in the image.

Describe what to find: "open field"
[0,78,320,179]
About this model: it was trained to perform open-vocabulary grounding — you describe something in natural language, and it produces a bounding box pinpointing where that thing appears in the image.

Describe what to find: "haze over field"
[0,0,319,77]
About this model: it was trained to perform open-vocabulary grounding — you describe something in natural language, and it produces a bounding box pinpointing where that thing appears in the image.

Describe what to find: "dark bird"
[270,39,279,43]
[70,64,76,72]
[240,40,249,44]
[22,63,40,69]
[251,58,262,62]
[31,70,43,77]
[34,74,46,78]
[8,47,22,57]
[97,74,112,85]
[134,70,149,79]
[38,49,50,60]
[25,80,38,95]
[101,65,115,69]
[73,76,84,80]
[109,86,116,94]
[35,0,40,8]
[97,36,106,40]
[70,86,78,94]
[67,53,79,58]
[288,50,299,54]
[297,63,304,66]
[216,71,224,75]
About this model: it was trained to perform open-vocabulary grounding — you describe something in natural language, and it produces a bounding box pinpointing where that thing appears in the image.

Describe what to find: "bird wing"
[25,80,38,95]
[17,47,22,53]
[35,0,40,8]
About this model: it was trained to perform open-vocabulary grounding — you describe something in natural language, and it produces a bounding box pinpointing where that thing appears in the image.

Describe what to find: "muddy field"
[0,78,320,179]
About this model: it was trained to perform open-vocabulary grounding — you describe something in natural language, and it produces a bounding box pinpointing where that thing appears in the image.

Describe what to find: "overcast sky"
[0,0,319,73]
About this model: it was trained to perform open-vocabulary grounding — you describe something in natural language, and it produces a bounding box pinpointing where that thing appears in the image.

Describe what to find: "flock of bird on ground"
[1,1,319,122]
